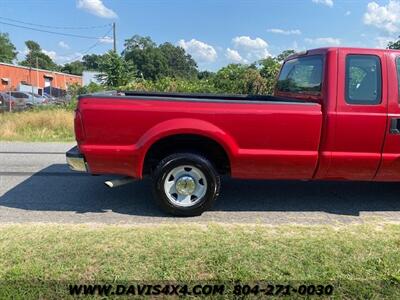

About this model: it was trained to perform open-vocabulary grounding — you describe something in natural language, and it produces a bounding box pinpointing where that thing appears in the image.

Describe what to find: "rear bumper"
[66,146,88,172]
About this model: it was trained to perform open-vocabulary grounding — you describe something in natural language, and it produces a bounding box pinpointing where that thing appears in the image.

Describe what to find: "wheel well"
[143,134,231,176]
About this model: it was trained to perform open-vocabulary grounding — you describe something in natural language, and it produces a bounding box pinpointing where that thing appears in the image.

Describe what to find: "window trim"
[276,54,325,98]
[345,54,382,105]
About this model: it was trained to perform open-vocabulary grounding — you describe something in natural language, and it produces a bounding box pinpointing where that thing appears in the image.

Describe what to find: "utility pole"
[31,67,34,101]
[8,79,11,113]
[34,57,39,105]
[113,22,116,52]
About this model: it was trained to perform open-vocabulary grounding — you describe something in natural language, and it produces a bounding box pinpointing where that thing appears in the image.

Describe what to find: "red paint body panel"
[76,47,400,182]
[323,49,388,180]
[376,52,400,181]
[78,98,322,179]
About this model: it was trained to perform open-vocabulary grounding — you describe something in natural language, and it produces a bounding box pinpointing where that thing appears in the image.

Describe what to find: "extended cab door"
[325,49,388,180]
[375,53,400,181]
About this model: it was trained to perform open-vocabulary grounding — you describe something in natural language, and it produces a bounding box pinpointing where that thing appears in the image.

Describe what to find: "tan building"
[0,62,82,95]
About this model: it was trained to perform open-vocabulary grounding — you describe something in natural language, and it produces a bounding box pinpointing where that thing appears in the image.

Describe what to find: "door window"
[345,55,382,104]
[397,57,400,102]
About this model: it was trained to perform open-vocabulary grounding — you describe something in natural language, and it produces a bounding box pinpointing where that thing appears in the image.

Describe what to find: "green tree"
[0,32,17,63]
[198,70,215,80]
[213,64,247,93]
[82,54,104,70]
[257,50,297,94]
[68,82,104,97]
[258,57,280,78]
[276,49,296,62]
[20,40,59,70]
[122,77,219,94]
[159,42,198,78]
[388,37,400,49]
[61,60,84,75]
[96,51,136,87]
[123,35,167,80]
[213,64,269,95]
[258,57,280,94]
[122,35,199,80]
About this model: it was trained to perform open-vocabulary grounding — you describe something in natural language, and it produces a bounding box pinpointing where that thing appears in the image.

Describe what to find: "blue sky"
[0,0,399,70]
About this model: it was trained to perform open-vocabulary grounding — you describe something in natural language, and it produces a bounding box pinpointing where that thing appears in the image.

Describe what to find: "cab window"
[345,55,381,105]
[276,55,323,95]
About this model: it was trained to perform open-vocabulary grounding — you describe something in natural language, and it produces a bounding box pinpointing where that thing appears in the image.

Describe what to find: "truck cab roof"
[286,47,400,61]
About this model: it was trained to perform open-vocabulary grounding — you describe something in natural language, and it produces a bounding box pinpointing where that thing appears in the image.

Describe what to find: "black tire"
[152,153,220,216]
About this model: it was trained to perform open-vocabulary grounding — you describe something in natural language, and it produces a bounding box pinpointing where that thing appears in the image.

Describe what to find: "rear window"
[11,92,28,98]
[276,55,323,95]
[345,55,381,105]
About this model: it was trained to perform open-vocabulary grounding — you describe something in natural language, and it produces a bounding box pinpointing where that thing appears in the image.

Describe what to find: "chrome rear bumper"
[66,146,88,172]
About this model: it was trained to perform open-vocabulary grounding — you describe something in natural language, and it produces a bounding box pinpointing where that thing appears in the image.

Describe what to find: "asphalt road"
[0,142,400,225]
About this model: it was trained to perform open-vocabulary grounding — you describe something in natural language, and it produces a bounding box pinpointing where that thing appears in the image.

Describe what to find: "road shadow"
[0,164,399,217]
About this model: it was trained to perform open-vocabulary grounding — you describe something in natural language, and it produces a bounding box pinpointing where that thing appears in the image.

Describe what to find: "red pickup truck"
[67,47,400,216]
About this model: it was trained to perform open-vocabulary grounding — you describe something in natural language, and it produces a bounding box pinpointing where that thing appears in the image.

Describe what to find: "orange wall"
[0,64,82,92]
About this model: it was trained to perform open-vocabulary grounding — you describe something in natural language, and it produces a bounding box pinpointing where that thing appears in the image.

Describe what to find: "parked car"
[10,92,46,107]
[9,92,33,107]
[26,92,48,105]
[43,92,57,102]
[67,47,400,216]
[45,95,68,106]
[0,92,27,112]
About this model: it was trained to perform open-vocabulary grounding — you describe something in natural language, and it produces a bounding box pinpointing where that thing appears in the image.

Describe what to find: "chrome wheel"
[163,165,207,207]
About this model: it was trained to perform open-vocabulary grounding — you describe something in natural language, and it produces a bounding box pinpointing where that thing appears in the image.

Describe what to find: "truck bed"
[77,91,322,180]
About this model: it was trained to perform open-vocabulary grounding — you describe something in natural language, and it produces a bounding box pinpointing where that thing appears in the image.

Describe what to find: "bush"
[213,64,271,95]
[67,82,104,99]
[121,77,220,94]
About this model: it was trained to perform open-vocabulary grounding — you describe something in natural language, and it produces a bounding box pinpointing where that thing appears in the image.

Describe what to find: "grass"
[0,109,74,142]
[0,223,399,299]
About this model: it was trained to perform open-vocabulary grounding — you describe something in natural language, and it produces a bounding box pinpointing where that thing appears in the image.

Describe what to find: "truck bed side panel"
[78,97,322,180]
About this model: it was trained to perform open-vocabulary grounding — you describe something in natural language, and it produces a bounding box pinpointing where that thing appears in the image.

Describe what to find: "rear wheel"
[152,153,220,216]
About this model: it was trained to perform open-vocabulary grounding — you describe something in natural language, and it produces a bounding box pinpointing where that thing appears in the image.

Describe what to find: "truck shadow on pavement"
[0,164,399,218]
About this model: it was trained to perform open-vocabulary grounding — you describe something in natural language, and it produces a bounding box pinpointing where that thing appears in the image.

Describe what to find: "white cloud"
[267,28,302,35]
[345,10,351,16]
[225,48,247,63]
[232,36,270,60]
[177,39,217,63]
[233,36,268,50]
[58,41,70,49]
[99,36,113,44]
[42,49,57,61]
[364,1,400,33]
[312,0,334,7]
[375,36,392,48]
[77,0,117,18]
[42,49,83,64]
[16,47,82,65]
[305,37,341,46]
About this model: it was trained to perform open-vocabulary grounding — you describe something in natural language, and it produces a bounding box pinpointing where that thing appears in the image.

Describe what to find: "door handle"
[390,118,400,134]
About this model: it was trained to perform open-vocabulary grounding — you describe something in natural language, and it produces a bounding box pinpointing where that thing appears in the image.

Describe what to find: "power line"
[0,21,108,39]
[62,41,104,64]
[76,27,113,55]
[0,17,115,64]
[0,16,112,30]
[62,27,114,63]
